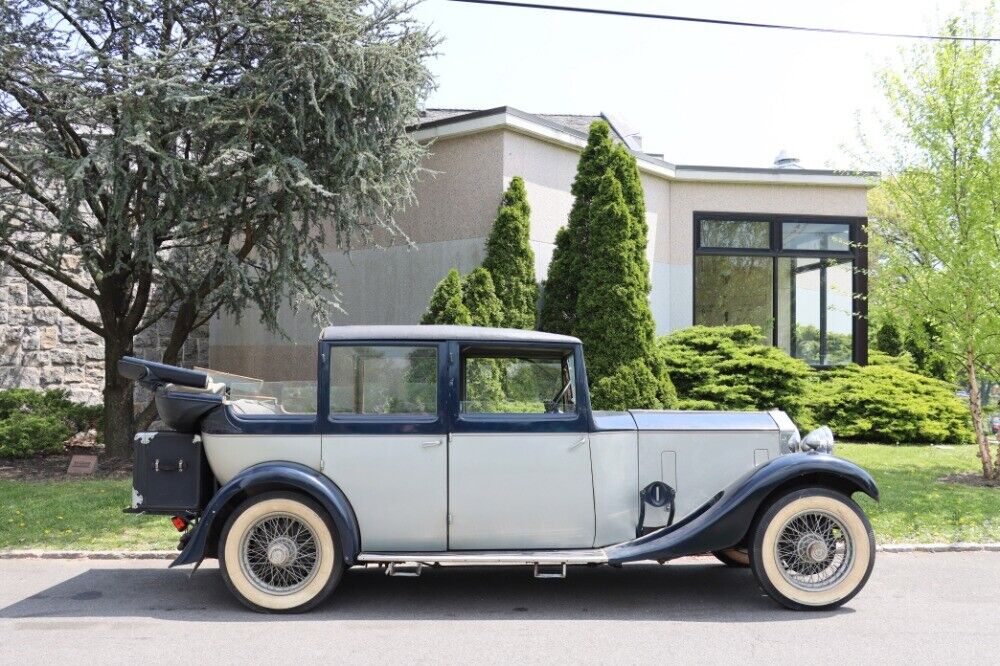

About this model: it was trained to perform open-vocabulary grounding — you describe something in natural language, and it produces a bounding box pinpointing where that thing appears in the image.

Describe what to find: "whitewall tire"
[219,491,344,613]
[750,488,875,611]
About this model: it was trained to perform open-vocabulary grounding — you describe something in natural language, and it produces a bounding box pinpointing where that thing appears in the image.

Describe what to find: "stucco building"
[208,107,871,384]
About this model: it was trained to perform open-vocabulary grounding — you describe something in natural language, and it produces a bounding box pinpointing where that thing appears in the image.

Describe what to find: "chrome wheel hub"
[774,509,854,592]
[239,512,320,595]
[266,537,297,567]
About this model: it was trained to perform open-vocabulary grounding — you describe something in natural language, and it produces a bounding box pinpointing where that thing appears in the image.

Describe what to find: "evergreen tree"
[462,268,504,327]
[539,121,618,334]
[574,170,658,382]
[422,269,472,325]
[874,321,904,356]
[482,178,538,329]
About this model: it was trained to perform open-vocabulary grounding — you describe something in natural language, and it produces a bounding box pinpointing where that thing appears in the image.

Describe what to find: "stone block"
[39,326,59,350]
[6,282,27,306]
[34,307,61,324]
[22,351,50,367]
[20,327,40,351]
[8,307,33,327]
[59,322,80,343]
[83,344,104,361]
[51,348,77,365]
[40,365,63,385]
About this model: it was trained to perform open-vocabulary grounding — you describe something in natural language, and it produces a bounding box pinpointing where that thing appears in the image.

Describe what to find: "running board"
[358,549,609,566]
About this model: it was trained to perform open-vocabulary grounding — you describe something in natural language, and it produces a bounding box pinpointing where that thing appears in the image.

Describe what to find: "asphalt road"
[1,552,998,665]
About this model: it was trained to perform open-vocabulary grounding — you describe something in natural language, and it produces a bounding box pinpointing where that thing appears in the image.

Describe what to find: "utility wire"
[446,0,1000,42]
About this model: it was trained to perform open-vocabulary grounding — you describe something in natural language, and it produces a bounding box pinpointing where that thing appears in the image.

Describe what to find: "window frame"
[320,340,449,435]
[449,341,590,433]
[692,212,868,367]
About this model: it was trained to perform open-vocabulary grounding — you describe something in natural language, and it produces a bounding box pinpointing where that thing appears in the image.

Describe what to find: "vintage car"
[120,325,878,613]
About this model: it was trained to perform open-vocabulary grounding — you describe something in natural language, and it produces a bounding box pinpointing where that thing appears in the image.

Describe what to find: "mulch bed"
[939,473,1000,489]
[0,451,133,481]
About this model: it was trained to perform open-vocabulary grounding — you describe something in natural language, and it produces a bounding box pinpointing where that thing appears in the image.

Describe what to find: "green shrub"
[590,359,663,411]
[422,268,472,325]
[0,389,102,458]
[658,325,812,420]
[801,364,973,444]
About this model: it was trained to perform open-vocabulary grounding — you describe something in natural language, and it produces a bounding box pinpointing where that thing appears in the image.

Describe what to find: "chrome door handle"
[568,437,587,451]
[421,439,442,448]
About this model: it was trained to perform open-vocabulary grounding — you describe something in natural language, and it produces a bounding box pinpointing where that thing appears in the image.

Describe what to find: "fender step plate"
[358,549,608,566]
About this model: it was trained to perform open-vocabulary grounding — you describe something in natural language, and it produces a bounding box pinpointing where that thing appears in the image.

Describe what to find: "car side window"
[329,345,437,416]
[460,347,576,415]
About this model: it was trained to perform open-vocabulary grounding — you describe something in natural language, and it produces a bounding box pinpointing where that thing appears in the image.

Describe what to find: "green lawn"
[1,479,176,550]
[838,443,1000,543]
[0,444,998,551]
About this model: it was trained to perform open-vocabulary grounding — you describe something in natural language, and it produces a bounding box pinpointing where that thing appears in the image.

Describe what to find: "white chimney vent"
[774,149,802,169]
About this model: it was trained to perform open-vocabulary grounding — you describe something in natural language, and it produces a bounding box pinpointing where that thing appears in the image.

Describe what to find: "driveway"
[1,553,998,664]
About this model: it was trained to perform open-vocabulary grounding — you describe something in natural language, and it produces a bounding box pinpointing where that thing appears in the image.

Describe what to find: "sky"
[410,0,991,170]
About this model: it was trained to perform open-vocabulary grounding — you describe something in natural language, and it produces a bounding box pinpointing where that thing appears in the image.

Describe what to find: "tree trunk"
[102,335,135,459]
[964,348,995,480]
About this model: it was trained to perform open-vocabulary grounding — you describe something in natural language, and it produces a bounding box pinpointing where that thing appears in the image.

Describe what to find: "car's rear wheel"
[219,491,344,613]
[750,488,875,611]
[713,547,750,567]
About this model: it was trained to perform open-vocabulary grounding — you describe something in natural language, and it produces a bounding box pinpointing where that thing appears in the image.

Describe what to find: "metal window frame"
[692,211,868,366]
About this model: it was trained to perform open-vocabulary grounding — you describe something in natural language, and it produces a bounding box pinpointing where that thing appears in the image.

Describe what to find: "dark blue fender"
[605,453,879,564]
[171,462,361,568]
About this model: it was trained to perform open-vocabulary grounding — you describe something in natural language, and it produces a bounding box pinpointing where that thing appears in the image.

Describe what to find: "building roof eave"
[411,107,877,187]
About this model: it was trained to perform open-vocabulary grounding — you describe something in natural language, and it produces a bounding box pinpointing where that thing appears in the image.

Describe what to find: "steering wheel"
[546,380,573,413]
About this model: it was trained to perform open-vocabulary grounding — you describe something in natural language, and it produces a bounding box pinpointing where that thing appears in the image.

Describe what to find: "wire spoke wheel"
[239,512,321,596]
[773,509,854,592]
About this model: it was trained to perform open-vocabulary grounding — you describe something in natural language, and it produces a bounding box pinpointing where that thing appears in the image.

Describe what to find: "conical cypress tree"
[422,268,472,325]
[575,169,657,383]
[482,177,538,329]
[462,267,504,327]
[539,121,618,334]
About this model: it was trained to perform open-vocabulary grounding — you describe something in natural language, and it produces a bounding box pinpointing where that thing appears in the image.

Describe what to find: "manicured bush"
[658,325,813,420]
[802,364,973,444]
[0,389,102,458]
[590,359,664,411]
[462,267,503,327]
[482,177,538,329]
[422,268,472,325]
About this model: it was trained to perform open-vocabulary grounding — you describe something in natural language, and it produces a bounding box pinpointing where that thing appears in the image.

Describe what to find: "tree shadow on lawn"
[0,560,851,624]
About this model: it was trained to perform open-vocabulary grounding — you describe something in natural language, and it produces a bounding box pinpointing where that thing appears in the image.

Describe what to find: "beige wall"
[209,125,871,378]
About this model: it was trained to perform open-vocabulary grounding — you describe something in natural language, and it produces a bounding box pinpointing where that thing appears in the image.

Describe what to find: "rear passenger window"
[328,346,437,416]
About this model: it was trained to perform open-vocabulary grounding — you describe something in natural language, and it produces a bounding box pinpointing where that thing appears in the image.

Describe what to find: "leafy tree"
[866,14,1000,477]
[462,268,503,327]
[0,0,435,455]
[874,321,904,356]
[904,320,951,381]
[422,269,472,325]
[481,177,537,329]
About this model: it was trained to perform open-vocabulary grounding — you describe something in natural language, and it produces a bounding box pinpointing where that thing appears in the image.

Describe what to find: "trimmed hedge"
[0,389,102,458]
[658,325,812,421]
[800,364,973,445]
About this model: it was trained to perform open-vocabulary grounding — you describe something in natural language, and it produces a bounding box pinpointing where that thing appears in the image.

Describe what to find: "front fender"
[172,462,361,568]
[605,453,878,564]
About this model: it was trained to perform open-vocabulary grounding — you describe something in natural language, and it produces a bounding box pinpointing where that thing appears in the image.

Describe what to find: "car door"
[447,343,595,550]
[320,342,448,551]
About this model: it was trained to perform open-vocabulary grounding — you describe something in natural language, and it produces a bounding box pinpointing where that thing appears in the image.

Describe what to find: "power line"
[446,0,1000,42]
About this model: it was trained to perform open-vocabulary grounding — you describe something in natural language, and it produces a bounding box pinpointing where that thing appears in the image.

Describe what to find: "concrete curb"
[2,544,1000,560]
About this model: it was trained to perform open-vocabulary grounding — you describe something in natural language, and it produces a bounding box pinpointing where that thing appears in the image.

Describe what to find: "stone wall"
[0,266,208,405]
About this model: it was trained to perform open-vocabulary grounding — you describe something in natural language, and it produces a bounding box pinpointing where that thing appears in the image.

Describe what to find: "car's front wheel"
[750,488,875,611]
[219,491,344,613]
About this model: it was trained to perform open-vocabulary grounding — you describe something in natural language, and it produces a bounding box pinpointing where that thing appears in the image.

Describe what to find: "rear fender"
[605,453,878,564]
[171,462,361,568]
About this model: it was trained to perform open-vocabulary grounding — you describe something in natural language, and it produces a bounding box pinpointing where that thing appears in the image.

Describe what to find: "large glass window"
[699,219,771,249]
[694,255,774,341]
[777,258,854,365]
[329,346,437,415]
[461,348,576,415]
[782,222,851,252]
[694,214,862,365]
